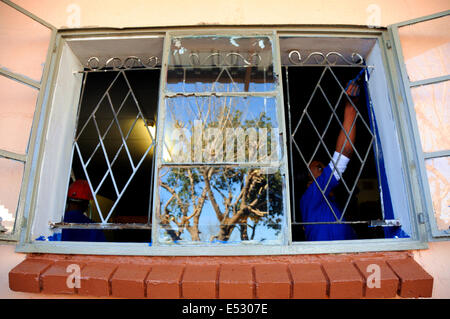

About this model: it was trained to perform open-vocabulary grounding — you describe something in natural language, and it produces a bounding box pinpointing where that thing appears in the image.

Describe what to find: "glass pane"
[398,15,450,82]
[0,158,24,234]
[162,96,280,164]
[425,157,450,231]
[0,75,39,154]
[0,1,51,82]
[167,36,275,93]
[157,166,284,245]
[411,80,449,153]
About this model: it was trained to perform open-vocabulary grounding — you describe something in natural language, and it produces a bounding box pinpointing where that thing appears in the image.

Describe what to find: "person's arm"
[335,82,358,158]
[328,81,359,181]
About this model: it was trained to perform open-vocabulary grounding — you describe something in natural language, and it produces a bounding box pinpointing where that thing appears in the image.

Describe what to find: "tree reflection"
[158,96,283,243]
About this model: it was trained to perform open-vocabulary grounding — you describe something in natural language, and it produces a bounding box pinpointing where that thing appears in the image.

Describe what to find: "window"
[158,35,285,245]
[279,37,415,243]
[0,0,56,241]
[283,50,386,241]
[11,24,447,254]
[61,65,160,242]
[388,11,450,238]
[27,35,165,245]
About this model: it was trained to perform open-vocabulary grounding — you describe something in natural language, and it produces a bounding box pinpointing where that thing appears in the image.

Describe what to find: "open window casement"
[388,10,450,239]
[0,0,57,241]
[0,0,57,240]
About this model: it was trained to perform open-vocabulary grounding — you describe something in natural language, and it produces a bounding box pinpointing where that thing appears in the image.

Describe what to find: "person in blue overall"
[62,180,106,242]
[300,79,361,241]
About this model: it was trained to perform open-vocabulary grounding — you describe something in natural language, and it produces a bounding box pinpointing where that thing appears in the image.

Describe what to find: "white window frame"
[13,25,433,255]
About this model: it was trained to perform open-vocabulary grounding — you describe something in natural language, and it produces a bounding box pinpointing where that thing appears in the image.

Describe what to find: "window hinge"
[417,212,426,224]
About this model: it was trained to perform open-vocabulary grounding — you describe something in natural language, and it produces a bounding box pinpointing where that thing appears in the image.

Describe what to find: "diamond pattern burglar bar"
[284,51,400,240]
[50,56,160,231]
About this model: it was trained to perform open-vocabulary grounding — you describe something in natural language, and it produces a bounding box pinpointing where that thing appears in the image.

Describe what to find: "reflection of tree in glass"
[159,167,206,241]
[206,167,283,242]
[158,98,283,243]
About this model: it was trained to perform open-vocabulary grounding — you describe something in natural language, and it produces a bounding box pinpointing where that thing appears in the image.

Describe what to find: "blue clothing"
[300,165,357,241]
[61,210,106,242]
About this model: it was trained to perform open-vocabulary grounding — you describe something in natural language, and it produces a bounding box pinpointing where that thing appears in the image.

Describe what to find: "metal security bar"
[51,59,160,230]
[285,50,398,227]
[84,56,160,71]
[288,50,366,66]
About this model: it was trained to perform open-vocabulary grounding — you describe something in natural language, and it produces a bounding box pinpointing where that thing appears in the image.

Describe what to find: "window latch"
[418,212,426,224]
[385,40,392,49]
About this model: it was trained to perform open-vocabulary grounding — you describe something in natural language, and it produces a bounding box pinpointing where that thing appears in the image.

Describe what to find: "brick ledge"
[8,252,433,298]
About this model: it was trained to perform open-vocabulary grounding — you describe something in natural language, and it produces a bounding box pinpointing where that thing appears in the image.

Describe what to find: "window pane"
[157,166,284,245]
[70,70,158,227]
[0,1,51,82]
[162,96,280,164]
[411,80,449,153]
[0,158,24,234]
[284,65,389,241]
[167,36,275,93]
[398,15,450,82]
[425,157,450,231]
[0,75,39,154]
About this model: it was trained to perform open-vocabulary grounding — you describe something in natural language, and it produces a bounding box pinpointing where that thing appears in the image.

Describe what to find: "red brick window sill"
[9,252,433,299]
